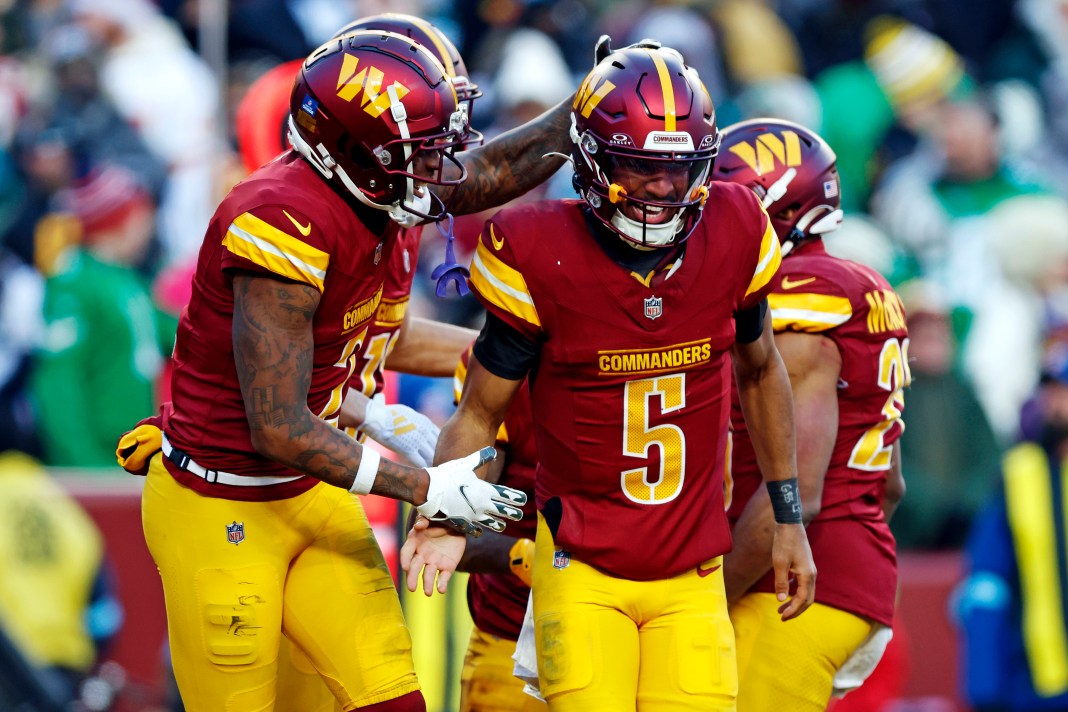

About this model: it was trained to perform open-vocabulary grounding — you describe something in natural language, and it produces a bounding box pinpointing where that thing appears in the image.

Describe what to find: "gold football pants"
[459,625,547,712]
[731,593,873,712]
[142,455,419,711]
[533,515,737,711]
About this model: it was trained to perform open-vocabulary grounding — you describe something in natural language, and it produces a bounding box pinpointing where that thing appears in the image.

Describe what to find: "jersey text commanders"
[865,289,906,334]
[343,285,384,331]
[598,338,713,376]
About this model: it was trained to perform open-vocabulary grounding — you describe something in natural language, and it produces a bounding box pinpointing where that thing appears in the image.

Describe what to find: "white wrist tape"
[350,448,380,495]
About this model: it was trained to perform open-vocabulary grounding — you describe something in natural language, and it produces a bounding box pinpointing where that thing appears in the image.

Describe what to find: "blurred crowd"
[2,0,1068,706]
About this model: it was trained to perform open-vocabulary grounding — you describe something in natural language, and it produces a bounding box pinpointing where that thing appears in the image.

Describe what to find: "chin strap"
[430,212,470,297]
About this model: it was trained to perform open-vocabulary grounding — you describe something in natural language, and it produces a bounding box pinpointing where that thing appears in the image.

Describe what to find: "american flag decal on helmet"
[226,521,245,545]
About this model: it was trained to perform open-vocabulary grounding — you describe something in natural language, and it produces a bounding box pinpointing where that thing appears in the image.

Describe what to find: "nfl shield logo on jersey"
[644,296,663,320]
[553,549,571,569]
[226,521,245,545]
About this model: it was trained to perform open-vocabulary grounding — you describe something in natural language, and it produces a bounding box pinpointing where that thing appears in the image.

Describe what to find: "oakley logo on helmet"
[611,133,635,146]
[336,54,410,118]
[727,130,802,176]
[574,74,616,118]
[644,132,694,150]
[699,134,717,149]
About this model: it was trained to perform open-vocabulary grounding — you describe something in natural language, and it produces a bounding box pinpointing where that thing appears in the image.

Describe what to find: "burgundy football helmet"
[335,14,483,146]
[288,31,467,226]
[714,118,843,256]
[571,44,719,248]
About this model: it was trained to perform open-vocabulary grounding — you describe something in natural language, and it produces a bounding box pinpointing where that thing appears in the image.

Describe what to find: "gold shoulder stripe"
[744,217,781,298]
[470,239,541,329]
[224,212,329,292]
[769,292,853,333]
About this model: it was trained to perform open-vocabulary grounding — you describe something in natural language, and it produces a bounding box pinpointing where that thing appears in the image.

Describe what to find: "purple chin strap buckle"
[431,212,470,297]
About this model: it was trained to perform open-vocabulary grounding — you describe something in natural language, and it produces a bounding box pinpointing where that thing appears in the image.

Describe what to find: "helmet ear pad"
[570,46,719,249]
[288,31,468,224]
[712,118,842,248]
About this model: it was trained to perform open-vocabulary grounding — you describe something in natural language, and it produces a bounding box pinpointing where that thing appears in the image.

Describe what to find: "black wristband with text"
[766,477,803,524]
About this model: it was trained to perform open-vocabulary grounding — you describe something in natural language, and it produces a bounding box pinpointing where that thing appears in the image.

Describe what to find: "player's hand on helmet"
[360,394,439,468]
[115,423,163,476]
[416,446,526,536]
[509,537,535,587]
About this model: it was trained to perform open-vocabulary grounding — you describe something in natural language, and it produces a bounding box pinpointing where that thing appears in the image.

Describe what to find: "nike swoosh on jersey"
[490,225,505,250]
[781,276,816,290]
[283,210,312,237]
[697,563,722,577]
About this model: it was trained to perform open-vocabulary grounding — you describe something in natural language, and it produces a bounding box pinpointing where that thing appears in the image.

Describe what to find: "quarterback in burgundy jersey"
[715,119,908,711]
[403,44,815,712]
[136,29,585,711]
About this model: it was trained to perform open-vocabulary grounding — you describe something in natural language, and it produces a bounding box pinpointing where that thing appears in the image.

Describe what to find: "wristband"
[766,477,803,524]
[350,448,380,495]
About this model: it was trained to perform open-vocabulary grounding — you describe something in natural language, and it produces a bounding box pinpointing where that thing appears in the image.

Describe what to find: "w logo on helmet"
[727,130,802,176]
[336,54,410,118]
[574,73,616,118]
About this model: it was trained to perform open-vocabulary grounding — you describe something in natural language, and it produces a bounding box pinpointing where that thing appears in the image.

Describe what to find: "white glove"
[360,394,439,468]
[417,446,527,536]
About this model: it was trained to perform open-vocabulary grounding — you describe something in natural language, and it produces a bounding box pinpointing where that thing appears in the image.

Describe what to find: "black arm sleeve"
[734,298,768,344]
[471,312,540,380]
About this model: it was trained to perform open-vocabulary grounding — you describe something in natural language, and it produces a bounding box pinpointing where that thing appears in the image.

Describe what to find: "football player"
[714,118,907,710]
[402,44,816,711]
[450,345,542,712]
[134,30,579,712]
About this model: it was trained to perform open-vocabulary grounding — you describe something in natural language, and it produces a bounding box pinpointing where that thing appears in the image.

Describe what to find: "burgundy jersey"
[166,153,409,500]
[454,346,537,640]
[347,229,421,400]
[727,241,908,626]
[468,185,781,581]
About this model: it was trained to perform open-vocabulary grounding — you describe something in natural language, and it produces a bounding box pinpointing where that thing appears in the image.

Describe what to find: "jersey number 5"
[622,374,687,504]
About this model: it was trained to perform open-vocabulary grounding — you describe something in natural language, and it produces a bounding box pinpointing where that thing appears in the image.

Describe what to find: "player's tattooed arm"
[232,272,429,503]
[438,95,575,215]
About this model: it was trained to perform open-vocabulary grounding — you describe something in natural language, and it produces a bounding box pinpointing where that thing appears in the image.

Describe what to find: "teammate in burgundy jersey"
[135,30,587,711]
[402,44,815,712]
[714,118,908,711]
[450,346,543,711]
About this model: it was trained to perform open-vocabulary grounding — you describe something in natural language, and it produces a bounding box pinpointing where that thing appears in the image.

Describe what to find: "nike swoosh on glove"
[360,394,440,468]
[417,447,527,536]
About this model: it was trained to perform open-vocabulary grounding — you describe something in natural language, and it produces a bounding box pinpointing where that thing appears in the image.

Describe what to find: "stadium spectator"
[0,449,123,704]
[955,332,1068,711]
[31,165,175,467]
[892,278,1002,549]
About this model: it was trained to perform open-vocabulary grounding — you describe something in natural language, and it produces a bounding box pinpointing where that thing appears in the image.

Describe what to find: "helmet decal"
[714,118,842,251]
[335,54,411,117]
[726,130,803,176]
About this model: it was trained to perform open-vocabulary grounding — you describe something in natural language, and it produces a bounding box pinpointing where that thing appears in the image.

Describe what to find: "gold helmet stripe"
[648,49,676,132]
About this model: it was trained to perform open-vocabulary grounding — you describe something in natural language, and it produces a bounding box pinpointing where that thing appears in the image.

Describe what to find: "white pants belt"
[161,433,304,487]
